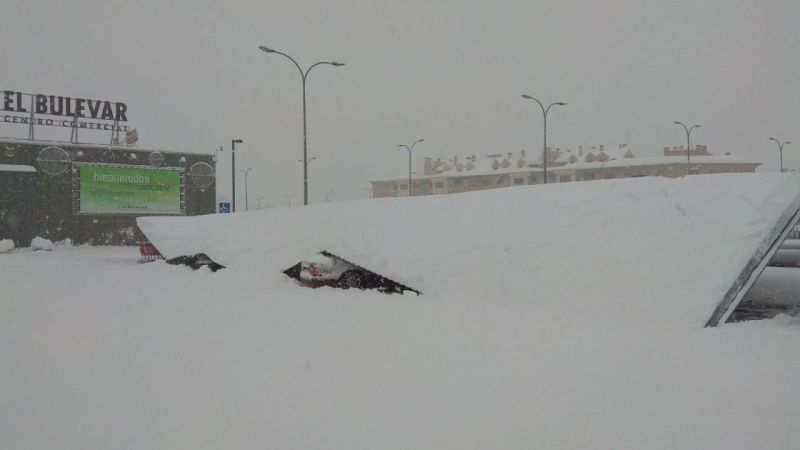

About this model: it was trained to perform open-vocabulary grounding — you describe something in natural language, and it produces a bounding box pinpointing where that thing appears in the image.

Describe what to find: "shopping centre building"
[0,90,217,246]
[371,144,761,198]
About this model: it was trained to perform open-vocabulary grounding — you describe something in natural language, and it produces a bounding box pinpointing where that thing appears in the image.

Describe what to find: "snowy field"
[3,175,800,450]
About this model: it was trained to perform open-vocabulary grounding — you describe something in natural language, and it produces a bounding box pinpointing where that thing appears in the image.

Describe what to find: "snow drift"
[138,174,800,328]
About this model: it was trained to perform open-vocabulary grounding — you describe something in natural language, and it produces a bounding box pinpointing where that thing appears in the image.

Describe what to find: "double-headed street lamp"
[522,95,567,184]
[258,45,344,206]
[397,138,424,196]
[231,139,243,212]
[769,137,791,173]
[673,121,701,175]
[240,168,252,211]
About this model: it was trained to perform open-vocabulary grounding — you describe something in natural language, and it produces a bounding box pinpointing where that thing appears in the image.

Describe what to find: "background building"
[372,144,761,198]
[0,137,216,246]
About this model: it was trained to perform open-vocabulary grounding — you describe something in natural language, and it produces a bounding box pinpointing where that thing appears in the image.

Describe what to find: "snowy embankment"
[2,175,800,450]
[139,174,800,328]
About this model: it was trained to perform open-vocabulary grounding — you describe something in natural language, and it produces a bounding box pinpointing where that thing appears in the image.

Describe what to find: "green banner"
[79,165,182,215]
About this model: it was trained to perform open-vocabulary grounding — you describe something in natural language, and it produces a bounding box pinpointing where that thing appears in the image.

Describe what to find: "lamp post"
[231,139,243,212]
[522,95,567,184]
[258,45,344,206]
[397,138,424,196]
[214,145,223,206]
[285,194,295,207]
[769,137,791,173]
[673,122,701,175]
[240,168,252,211]
[323,189,333,203]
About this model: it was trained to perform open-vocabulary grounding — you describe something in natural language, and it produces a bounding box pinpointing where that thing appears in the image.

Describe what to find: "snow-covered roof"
[0,164,36,173]
[378,152,760,181]
[138,174,800,328]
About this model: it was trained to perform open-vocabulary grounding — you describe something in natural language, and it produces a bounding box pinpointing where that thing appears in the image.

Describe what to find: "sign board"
[1,90,132,133]
[218,202,231,213]
[78,165,182,215]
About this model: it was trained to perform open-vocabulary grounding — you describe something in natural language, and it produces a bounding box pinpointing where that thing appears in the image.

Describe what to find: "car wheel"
[338,270,365,289]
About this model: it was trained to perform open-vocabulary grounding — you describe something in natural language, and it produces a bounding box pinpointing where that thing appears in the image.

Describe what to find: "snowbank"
[139,174,800,328]
[30,237,53,251]
[0,239,14,253]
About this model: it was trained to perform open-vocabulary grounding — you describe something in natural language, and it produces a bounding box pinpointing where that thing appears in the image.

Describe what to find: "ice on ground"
[0,239,14,253]
[138,174,800,328]
[30,236,53,251]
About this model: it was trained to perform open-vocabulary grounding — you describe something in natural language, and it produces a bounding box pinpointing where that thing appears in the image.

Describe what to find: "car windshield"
[2,2,799,449]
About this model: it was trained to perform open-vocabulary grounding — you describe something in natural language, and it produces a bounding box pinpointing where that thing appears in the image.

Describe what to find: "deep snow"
[3,174,800,450]
[1,246,799,450]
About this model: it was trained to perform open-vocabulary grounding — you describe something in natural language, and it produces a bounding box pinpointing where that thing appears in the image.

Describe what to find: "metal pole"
[232,140,236,212]
[770,138,791,173]
[522,96,566,185]
[302,75,309,206]
[686,129,691,172]
[408,149,412,196]
[673,122,700,175]
[543,109,547,184]
[258,46,344,207]
[242,169,250,211]
[397,139,423,197]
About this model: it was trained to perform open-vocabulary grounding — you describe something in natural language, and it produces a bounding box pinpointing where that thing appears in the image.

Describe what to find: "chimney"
[424,157,433,176]
[599,144,604,151]
[578,145,583,156]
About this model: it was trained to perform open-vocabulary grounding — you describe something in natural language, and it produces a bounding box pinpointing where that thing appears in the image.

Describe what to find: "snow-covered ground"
[2,175,800,450]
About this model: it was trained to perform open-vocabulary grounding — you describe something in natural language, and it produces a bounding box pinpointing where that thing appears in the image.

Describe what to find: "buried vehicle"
[284,251,418,294]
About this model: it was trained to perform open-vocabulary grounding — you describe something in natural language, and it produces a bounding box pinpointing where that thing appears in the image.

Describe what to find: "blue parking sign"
[218,202,231,213]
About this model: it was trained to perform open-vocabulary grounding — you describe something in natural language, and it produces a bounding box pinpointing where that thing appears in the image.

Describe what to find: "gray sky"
[2,0,799,206]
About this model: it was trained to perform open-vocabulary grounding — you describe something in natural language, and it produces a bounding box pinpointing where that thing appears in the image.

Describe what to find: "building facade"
[0,138,216,246]
[372,144,761,198]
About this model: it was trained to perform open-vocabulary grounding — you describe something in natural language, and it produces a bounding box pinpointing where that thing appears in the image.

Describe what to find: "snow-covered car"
[298,253,368,289]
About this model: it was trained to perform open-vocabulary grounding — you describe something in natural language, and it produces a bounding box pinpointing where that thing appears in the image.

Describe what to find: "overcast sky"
[2,0,799,206]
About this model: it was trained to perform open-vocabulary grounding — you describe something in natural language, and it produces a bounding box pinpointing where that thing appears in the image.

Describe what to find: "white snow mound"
[30,237,53,252]
[0,239,14,253]
[138,174,800,328]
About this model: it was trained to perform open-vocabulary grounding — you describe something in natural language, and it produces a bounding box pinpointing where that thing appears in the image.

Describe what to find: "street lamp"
[397,138,424,196]
[298,156,318,167]
[240,168,252,211]
[323,189,333,203]
[285,194,295,207]
[522,95,567,184]
[259,45,344,206]
[673,121,701,175]
[769,137,791,173]
[231,139,243,212]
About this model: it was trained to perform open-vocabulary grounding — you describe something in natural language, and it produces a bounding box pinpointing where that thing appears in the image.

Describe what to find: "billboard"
[78,165,182,215]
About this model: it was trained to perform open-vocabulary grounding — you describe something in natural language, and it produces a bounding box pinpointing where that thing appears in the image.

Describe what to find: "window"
[434,182,444,189]
[558,175,572,183]
[481,179,489,186]
[582,173,595,180]
[399,183,408,190]
[513,177,525,185]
